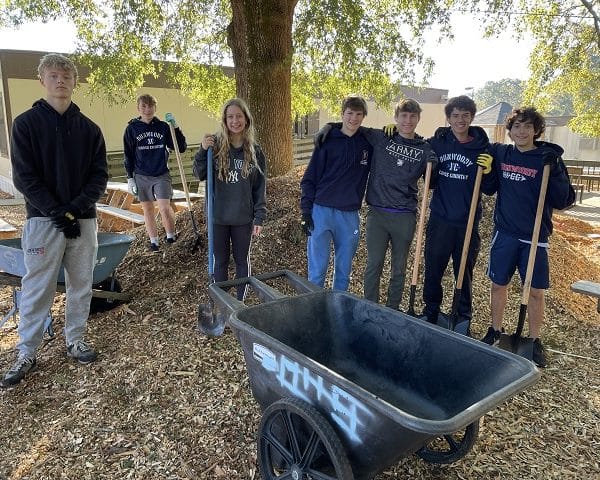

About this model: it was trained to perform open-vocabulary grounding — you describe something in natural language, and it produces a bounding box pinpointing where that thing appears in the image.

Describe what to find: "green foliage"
[474,78,525,110]
[477,0,600,135]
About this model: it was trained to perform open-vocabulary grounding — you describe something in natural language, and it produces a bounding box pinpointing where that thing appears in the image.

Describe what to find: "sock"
[150,237,159,245]
[166,232,175,239]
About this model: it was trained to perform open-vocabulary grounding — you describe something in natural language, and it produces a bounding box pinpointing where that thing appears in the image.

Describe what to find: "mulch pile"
[0,166,598,479]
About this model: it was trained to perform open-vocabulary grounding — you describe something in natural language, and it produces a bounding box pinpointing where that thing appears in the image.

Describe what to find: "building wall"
[6,78,220,153]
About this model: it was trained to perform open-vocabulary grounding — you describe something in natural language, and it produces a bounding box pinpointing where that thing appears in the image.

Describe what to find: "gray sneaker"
[67,340,97,364]
[1,354,37,388]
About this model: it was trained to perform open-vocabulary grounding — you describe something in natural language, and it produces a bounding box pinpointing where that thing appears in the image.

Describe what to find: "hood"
[532,141,564,157]
[433,125,489,150]
[32,98,80,118]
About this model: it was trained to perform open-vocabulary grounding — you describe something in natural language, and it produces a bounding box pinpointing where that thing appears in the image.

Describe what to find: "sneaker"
[165,234,177,244]
[481,326,503,346]
[149,243,160,253]
[532,338,547,368]
[67,340,98,364]
[1,354,37,388]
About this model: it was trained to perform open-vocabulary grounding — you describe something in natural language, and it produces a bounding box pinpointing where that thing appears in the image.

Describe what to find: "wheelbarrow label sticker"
[96,256,107,265]
[252,343,372,444]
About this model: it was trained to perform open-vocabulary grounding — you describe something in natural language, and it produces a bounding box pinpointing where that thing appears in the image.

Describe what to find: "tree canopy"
[473,78,525,111]
[477,0,600,136]
[1,0,456,175]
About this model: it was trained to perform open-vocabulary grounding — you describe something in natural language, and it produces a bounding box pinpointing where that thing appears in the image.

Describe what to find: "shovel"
[167,121,202,253]
[406,161,432,317]
[197,147,226,337]
[437,165,484,335]
[498,163,551,359]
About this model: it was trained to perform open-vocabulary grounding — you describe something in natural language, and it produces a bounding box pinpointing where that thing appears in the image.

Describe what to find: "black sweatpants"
[422,216,480,325]
[213,222,253,300]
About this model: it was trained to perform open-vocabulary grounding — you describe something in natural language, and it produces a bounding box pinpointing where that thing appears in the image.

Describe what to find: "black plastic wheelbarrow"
[208,271,540,480]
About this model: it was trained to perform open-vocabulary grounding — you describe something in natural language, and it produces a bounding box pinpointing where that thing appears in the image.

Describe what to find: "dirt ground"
[0,166,598,479]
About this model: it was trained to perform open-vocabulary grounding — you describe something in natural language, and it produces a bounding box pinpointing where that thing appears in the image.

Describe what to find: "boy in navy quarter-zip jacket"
[480,107,575,367]
[301,95,372,290]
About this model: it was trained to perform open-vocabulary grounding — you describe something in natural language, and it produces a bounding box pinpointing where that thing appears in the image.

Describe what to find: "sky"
[0,14,535,98]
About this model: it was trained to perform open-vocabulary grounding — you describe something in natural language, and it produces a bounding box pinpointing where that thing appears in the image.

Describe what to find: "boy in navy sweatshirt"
[123,94,187,252]
[301,95,372,290]
[422,95,495,334]
[481,107,575,367]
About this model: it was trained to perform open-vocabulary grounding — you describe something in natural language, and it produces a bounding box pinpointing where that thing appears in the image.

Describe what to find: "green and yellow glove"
[383,124,396,137]
[476,153,493,174]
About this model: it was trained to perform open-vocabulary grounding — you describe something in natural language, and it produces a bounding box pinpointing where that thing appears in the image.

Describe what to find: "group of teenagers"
[300,94,576,369]
[1,51,573,388]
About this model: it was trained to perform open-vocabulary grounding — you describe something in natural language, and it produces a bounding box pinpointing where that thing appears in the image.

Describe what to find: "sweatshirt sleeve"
[252,147,267,225]
[193,147,208,181]
[70,128,109,215]
[123,124,135,178]
[165,122,187,153]
[10,117,61,214]
[547,157,575,210]
[480,142,501,196]
[300,144,326,214]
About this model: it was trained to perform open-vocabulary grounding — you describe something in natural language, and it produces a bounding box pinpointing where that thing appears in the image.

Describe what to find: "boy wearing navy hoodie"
[422,95,495,333]
[300,95,372,290]
[481,107,575,367]
[123,94,187,252]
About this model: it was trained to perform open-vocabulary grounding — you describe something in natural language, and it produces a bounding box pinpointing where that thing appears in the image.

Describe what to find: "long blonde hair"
[215,98,262,181]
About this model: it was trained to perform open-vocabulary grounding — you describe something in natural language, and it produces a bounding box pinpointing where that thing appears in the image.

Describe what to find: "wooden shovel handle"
[168,123,193,211]
[522,163,551,305]
[456,166,484,290]
[410,161,433,287]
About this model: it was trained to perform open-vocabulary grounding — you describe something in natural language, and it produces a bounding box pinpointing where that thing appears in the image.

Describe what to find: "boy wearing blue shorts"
[481,107,575,367]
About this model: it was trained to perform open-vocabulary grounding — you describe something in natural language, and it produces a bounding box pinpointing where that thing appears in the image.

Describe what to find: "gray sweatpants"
[17,217,98,357]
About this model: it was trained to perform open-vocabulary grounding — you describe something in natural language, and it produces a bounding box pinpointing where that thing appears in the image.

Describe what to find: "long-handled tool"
[437,165,484,335]
[498,163,551,359]
[406,161,433,317]
[197,147,226,337]
[167,120,202,253]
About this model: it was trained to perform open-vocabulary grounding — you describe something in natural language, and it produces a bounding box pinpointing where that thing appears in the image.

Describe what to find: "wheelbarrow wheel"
[258,397,354,480]
[416,419,479,465]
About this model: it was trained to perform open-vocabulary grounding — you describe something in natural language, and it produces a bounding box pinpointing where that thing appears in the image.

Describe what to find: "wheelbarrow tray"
[225,288,540,479]
[0,232,135,284]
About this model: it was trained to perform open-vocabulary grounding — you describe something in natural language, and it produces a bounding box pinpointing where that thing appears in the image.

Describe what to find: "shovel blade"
[498,332,534,360]
[197,302,226,337]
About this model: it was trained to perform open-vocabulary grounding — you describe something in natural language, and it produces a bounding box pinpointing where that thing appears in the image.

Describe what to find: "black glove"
[542,151,559,170]
[301,213,314,236]
[51,207,81,239]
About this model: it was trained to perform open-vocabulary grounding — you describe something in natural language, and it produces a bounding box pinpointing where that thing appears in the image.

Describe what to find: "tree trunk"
[229,0,297,177]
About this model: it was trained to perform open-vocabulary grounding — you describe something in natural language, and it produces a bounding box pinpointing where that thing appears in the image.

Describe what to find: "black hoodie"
[10,99,108,219]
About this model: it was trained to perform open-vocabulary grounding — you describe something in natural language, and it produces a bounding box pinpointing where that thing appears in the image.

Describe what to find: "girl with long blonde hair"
[193,98,267,299]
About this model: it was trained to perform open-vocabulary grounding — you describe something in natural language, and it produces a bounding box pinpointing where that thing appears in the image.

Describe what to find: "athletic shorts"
[487,230,550,289]
[134,173,173,202]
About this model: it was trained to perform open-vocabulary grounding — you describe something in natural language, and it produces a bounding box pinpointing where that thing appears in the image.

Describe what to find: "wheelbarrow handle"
[208,270,321,318]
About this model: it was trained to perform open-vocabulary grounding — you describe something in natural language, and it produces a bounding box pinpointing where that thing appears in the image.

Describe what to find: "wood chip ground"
[0,167,598,479]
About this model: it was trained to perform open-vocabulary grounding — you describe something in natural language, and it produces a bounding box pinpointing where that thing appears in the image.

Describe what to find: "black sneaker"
[1,354,37,388]
[67,340,98,364]
[481,326,503,346]
[149,243,160,253]
[532,338,547,368]
[165,235,177,244]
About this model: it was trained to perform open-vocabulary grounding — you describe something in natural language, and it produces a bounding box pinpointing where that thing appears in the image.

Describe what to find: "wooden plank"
[571,280,600,298]
[0,218,17,239]
[571,280,600,313]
